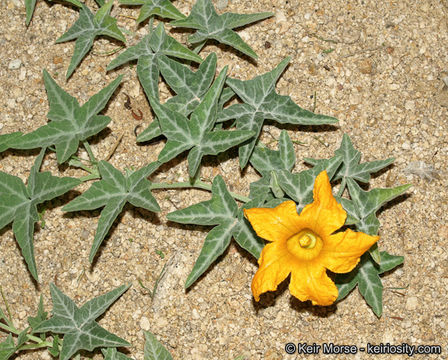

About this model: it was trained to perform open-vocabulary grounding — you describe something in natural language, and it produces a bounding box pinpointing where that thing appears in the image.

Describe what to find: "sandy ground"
[0,0,447,359]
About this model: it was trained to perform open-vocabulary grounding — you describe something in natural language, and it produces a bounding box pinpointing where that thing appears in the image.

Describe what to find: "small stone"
[436,87,448,107]
[139,316,150,331]
[53,56,63,64]
[19,67,26,81]
[358,58,373,74]
[405,100,415,110]
[401,141,411,150]
[0,123,3,131]
[438,225,448,239]
[192,308,200,320]
[406,296,418,311]
[389,83,400,90]
[91,72,102,84]
[215,0,228,10]
[8,59,21,70]
[7,99,16,108]
[80,229,89,240]
[18,311,27,319]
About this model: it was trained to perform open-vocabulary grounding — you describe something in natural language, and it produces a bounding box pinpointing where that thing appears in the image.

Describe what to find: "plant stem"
[0,322,52,348]
[83,141,97,164]
[150,180,250,203]
[337,178,346,197]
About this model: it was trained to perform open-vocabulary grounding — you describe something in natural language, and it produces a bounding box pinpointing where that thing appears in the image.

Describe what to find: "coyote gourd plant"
[1,0,411,358]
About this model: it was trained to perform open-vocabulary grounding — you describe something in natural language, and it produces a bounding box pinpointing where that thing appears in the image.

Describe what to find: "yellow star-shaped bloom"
[244,171,379,306]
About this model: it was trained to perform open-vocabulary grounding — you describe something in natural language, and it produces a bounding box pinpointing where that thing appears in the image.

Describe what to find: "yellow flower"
[244,171,379,306]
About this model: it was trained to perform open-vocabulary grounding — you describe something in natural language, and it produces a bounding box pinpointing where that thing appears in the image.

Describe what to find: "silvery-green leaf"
[63,161,160,261]
[28,295,48,332]
[108,23,201,100]
[306,134,395,193]
[170,0,272,59]
[148,67,252,176]
[336,251,404,317]
[185,220,235,288]
[344,178,411,235]
[159,53,217,116]
[250,131,294,175]
[277,155,343,208]
[222,58,338,168]
[9,71,122,164]
[26,0,83,26]
[144,331,173,360]
[0,334,15,360]
[0,149,80,281]
[25,0,37,26]
[136,120,162,143]
[167,176,264,286]
[102,348,133,360]
[119,0,185,24]
[34,284,130,360]
[0,132,22,153]
[56,2,125,78]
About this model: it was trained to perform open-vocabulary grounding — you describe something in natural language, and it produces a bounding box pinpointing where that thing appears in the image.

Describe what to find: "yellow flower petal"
[251,241,293,301]
[289,261,338,306]
[245,170,378,307]
[299,171,346,236]
[321,229,379,273]
[244,201,303,242]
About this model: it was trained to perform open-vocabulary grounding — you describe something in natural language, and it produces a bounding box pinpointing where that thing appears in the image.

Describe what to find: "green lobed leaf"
[144,331,173,360]
[276,155,343,209]
[0,334,16,360]
[167,176,264,287]
[108,23,202,100]
[336,251,404,317]
[63,161,160,262]
[25,0,37,26]
[28,295,48,331]
[34,283,131,360]
[148,67,254,177]
[343,178,411,235]
[9,71,122,164]
[0,148,80,281]
[118,0,185,24]
[0,132,22,153]
[219,57,338,168]
[306,134,395,194]
[250,130,295,176]
[102,347,133,360]
[158,53,217,116]
[56,2,126,78]
[170,0,273,59]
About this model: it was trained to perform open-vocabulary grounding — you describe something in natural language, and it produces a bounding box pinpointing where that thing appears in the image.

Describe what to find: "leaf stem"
[337,178,346,197]
[150,180,250,203]
[0,285,14,327]
[0,322,53,348]
[83,141,97,164]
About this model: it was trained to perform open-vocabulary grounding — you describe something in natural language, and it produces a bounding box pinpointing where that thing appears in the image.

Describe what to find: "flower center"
[286,229,323,261]
[299,232,317,248]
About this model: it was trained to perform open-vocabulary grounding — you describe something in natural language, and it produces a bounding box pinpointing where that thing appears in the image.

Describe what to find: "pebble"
[7,99,16,108]
[215,0,228,10]
[139,316,150,331]
[401,141,411,150]
[406,296,418,311]
[8,59,21,70]
[358,58,373,74]
[19,67,26,81]
[405,100,415,110]
[192,308,200,320]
